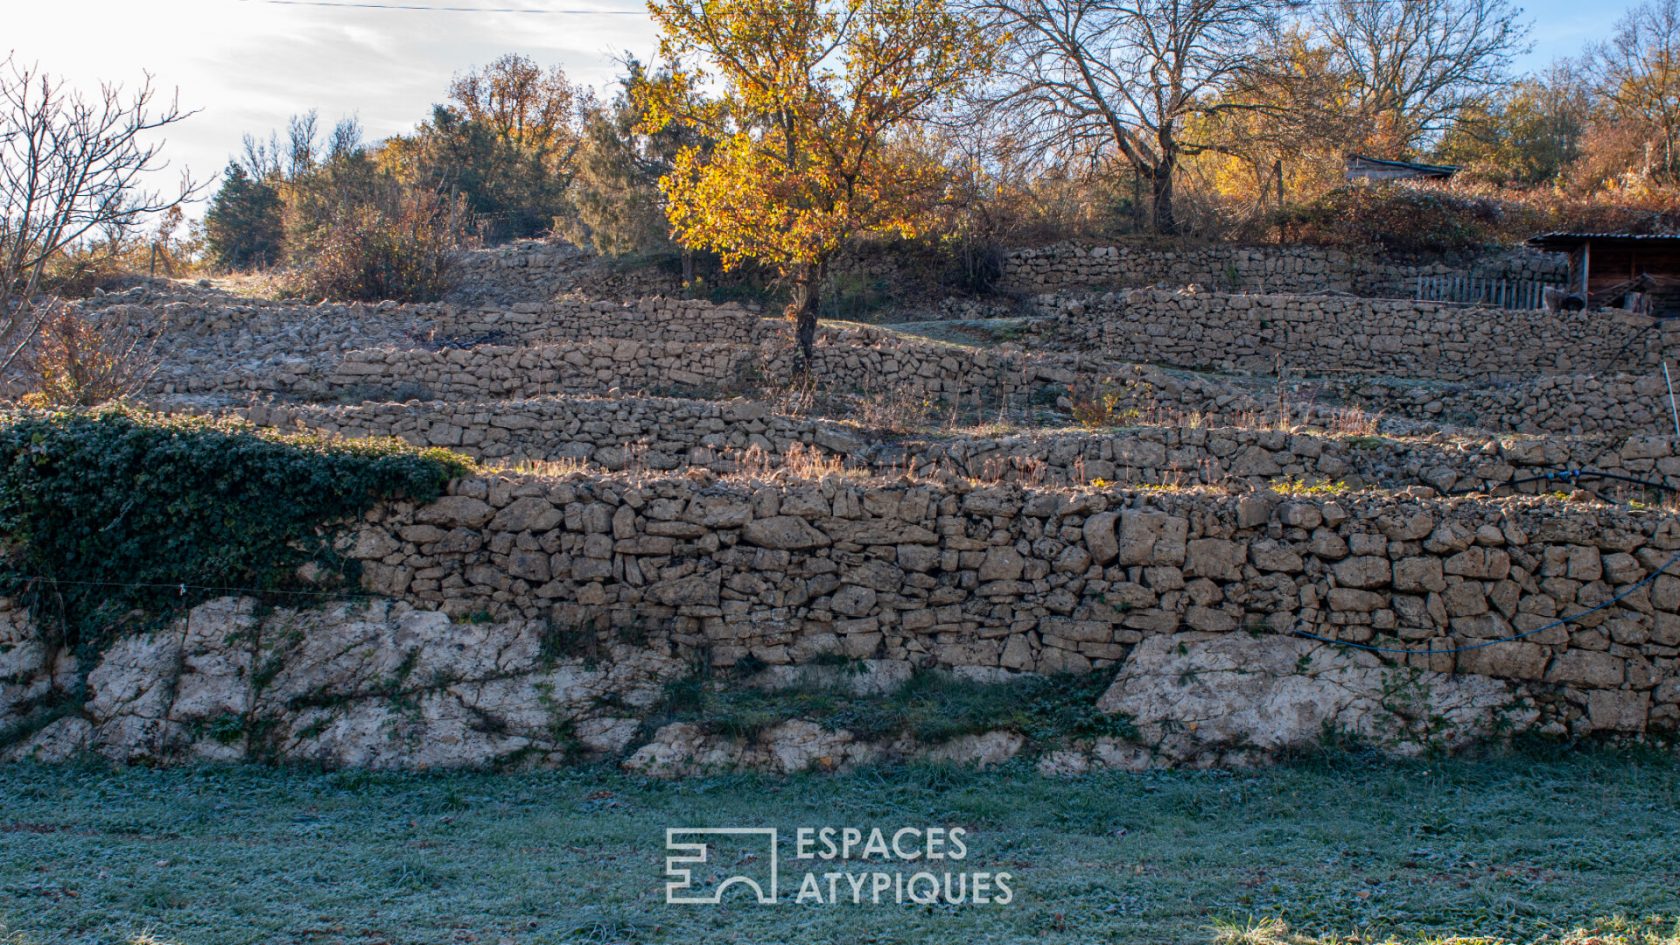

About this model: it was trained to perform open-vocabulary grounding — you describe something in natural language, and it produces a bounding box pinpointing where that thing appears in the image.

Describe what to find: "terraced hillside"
[4,241,1678,771]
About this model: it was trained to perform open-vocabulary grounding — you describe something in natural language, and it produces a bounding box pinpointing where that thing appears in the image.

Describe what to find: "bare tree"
[1590,0,1680,181]
[1317,0,1529,156]
[975,0,1290,233]
[327,116,364,162]
[0,55,197,373]
[240,110,362,181]
[286,109,320,177]
[446,53,588,155]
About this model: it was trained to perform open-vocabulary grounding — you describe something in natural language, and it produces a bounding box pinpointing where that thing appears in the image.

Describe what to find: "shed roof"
[1344,154,1459,177]
[1527,232,1680,251]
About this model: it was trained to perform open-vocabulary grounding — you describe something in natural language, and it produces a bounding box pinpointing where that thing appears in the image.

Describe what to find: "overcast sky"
[5,0,1649,216]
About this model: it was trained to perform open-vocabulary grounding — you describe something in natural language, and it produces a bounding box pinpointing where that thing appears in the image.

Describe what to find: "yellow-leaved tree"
[637,0,995,366]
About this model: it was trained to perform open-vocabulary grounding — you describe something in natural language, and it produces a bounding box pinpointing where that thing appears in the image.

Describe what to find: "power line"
[237,0,645,13]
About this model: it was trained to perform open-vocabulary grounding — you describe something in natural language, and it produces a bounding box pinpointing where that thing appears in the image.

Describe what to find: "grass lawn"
[0,747,1677,945]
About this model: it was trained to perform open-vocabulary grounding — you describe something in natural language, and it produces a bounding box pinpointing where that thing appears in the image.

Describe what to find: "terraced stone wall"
[1047,290,1680,381]
[1004,243,1568,296]
[182,325,1083,404]
[6,474,1678,769]
[344,477,1679,730]
[236,397,1680,496]
[1338,373,1680,438]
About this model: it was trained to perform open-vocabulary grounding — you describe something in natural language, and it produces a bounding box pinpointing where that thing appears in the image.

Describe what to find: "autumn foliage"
[637,0,995,363]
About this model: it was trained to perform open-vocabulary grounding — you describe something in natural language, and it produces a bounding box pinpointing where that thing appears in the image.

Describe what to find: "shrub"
[1274,184,1506,256]
[0,408,471,653]
[37,209,200,298]
[18,302,159,407]
[286,184,469,302]
[1269,179,1680,254]
[36,244,145,298]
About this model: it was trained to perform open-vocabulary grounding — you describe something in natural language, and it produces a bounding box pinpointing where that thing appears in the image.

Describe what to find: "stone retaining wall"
[343,476,1680,730]
[76,287,767,398]
[1003,243,1568,296]
[167,328,1084,406]
[455,240,1575,305]
[1045,290,1679,381]
[325,341,761,401]
[111,280,1680,440]
[234,396,1680,497]
[238,395,867,470]
[5,474,1677,769]
[436,298,773,346]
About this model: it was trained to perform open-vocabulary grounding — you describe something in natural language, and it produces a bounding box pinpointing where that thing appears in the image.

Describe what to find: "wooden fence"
[1415,273,1564,310]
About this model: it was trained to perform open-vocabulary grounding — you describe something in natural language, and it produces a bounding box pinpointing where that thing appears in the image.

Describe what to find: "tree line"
[177,0,1680,354]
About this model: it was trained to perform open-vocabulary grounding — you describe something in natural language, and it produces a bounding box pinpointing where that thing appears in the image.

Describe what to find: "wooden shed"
[1525,232,1680,316]
[1344,154,1459,182]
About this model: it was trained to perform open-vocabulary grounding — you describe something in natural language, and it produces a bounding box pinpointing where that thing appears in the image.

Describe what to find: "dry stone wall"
[446,241,685,304]
[70,285,767,399]
[1333,372,1680,438]
[446,239,937,308]
[172,326,1089,407]
[1045,290,1680,381]
[237,395,872,470]
[435,298,775,346]
[322,341,762,402]
[457,239,1532,307]
[5,474,1679,769]
[1003,243,1568,296]
[109,280,1680,442]
[90,285,764,352]
[233,396,1680,497]
[337,474,1680,724]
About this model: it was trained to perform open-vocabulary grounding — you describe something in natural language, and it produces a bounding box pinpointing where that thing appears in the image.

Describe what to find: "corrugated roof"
[1528,232,1680,248]
[1345,154,1459,175]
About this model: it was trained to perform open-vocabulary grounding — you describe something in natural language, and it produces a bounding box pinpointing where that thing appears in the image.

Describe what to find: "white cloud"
[10,0,657,212]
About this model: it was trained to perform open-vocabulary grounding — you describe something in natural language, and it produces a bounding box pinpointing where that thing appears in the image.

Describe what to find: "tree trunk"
[789,260,825,372]
[1150,165,1176,235]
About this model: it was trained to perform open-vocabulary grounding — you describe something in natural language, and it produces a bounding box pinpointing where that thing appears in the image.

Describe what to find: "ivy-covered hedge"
[0,408,471,653]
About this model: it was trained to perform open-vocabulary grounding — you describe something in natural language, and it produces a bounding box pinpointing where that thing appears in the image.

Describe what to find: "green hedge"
[0,408,471,654]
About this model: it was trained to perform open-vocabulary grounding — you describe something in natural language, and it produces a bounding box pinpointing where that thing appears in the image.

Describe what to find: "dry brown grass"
[1323,405,1385,436]
[725,442,859,482]
[853,382,940,434]
[500,457,592,477]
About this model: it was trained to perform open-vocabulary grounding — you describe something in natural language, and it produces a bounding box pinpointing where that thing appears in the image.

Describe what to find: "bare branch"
[1316,0,1530,154]
[970,0,1292,231]
[0,54,201,375]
